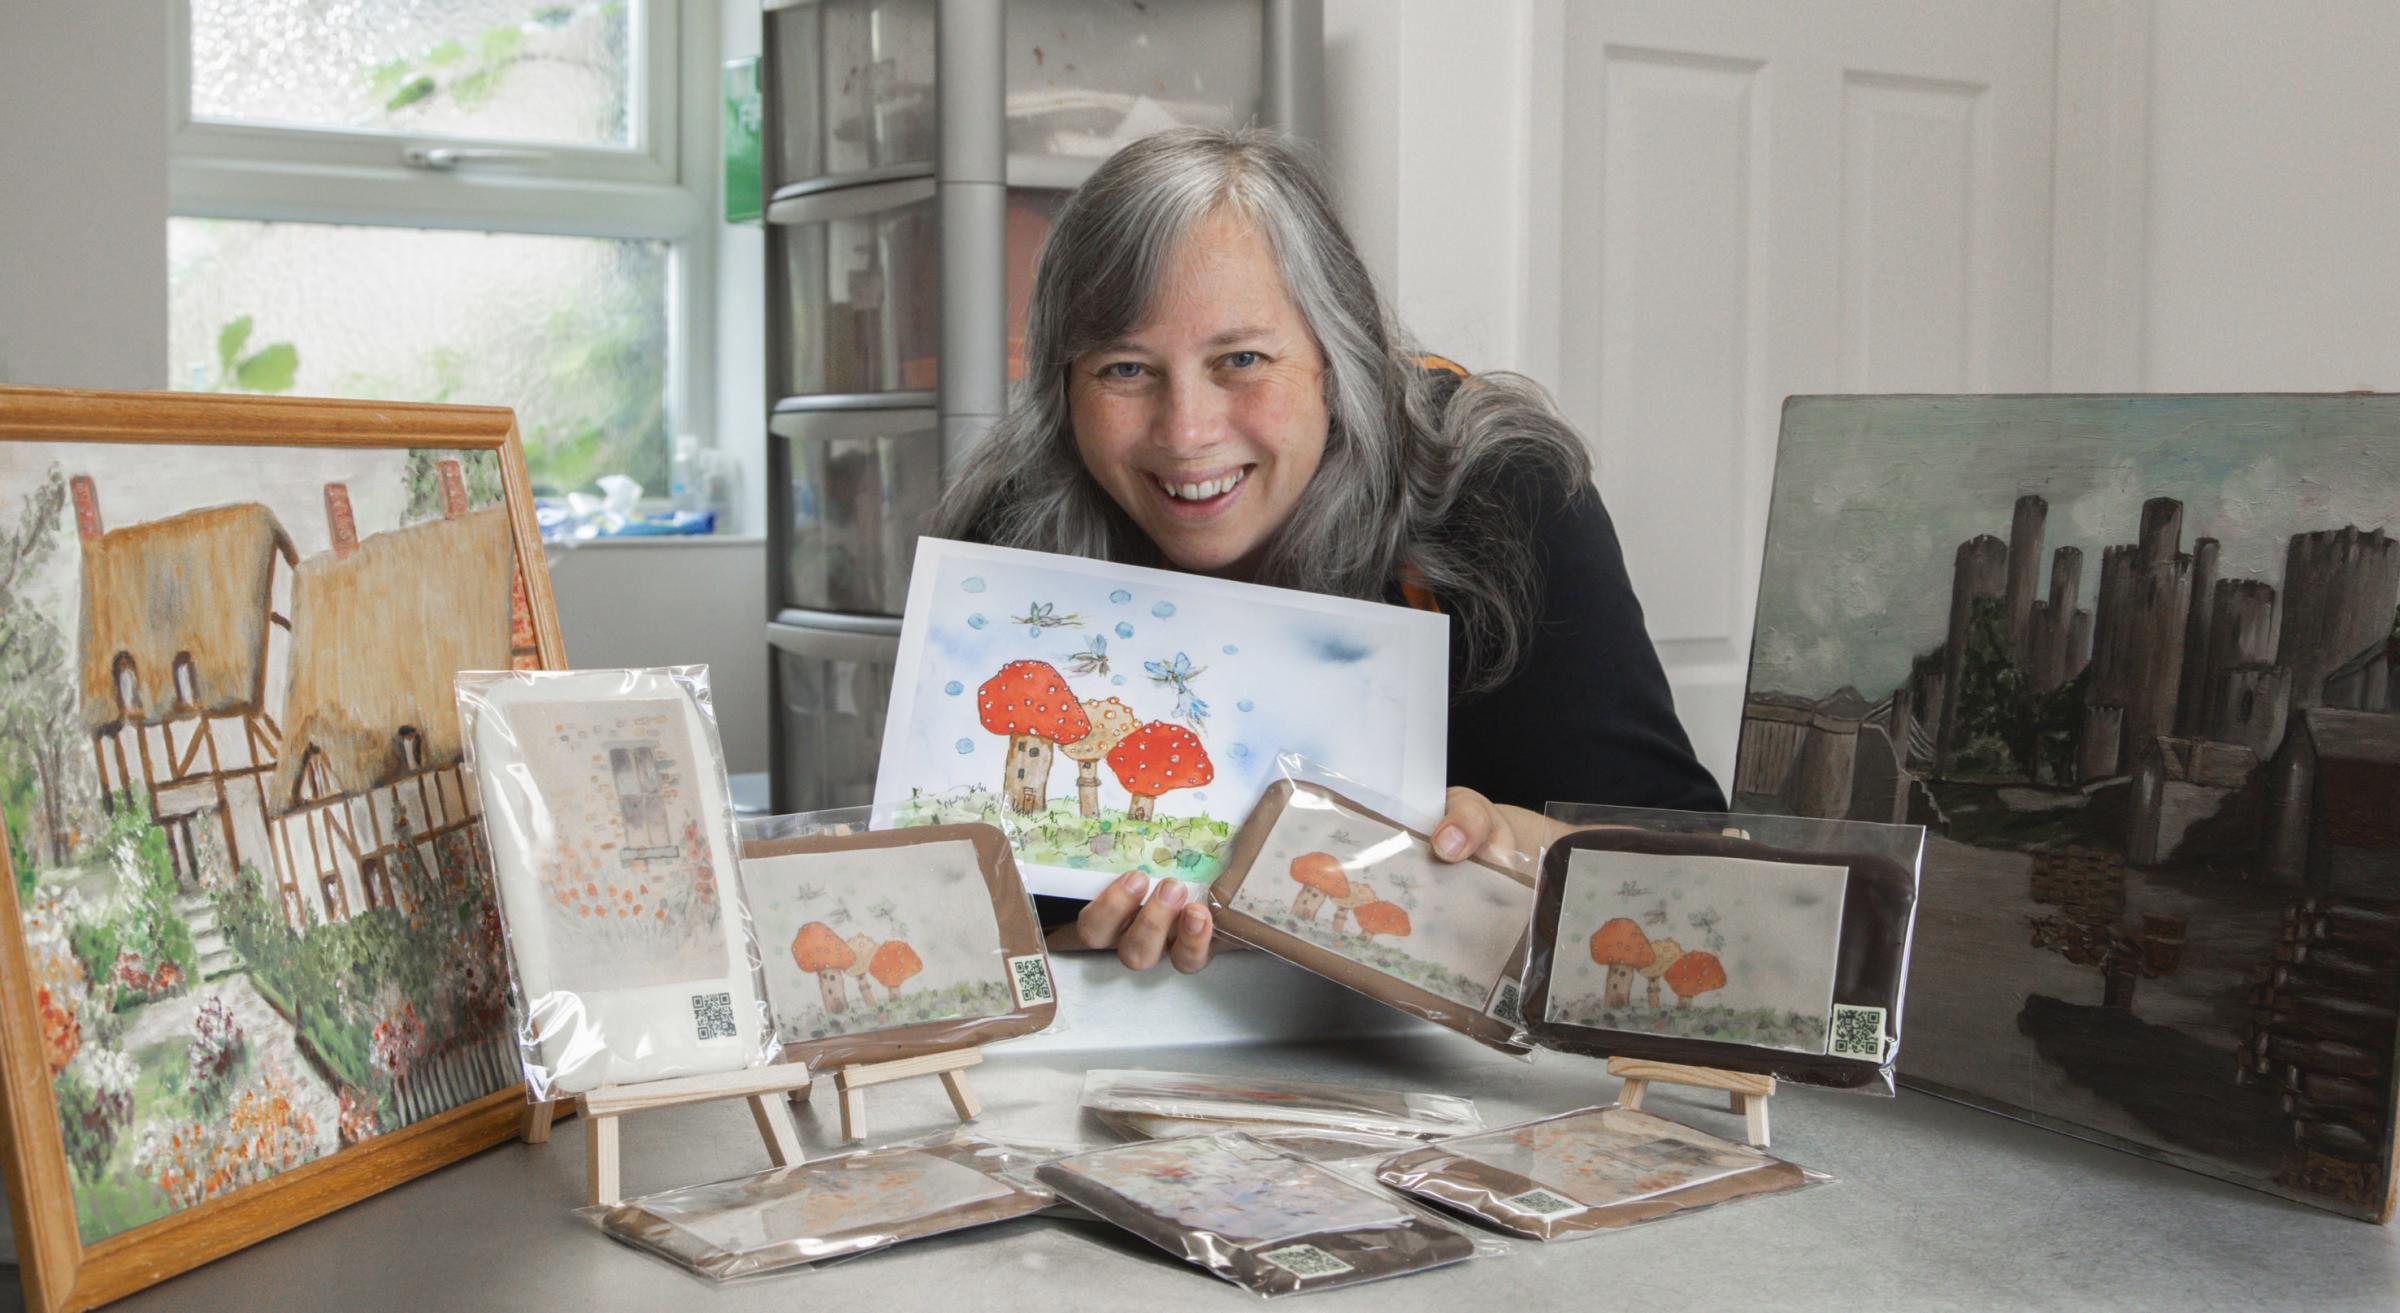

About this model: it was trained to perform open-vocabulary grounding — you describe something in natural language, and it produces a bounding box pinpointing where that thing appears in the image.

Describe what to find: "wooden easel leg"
[585,1111,622,1207]
[1743,1093,1771,1148]
[840,1082,869,1143]
[1618,1076,1649,1111]
[939,1069,981,1122]
[521,1098,556,1145]
[750,1092,805,1166]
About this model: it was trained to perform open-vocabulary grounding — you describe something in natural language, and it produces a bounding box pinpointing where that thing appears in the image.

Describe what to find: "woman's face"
[1067,212,1328,579]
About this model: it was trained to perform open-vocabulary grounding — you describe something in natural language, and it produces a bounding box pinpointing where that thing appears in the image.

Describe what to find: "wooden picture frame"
[1209,780,1534,1055]
[1521,827,1917,1090]
[0,386,565,1312]
[740,823,1055,1071]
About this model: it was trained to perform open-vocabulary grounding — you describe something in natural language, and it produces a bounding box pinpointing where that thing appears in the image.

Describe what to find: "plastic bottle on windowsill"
[669,433,704,514]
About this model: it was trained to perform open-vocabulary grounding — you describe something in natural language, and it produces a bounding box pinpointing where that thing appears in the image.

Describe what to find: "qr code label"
[1489,977,1525,1027]
[1829,1003,1887,1061]
[1256,1245,1353,1279]
[1007,954,1054,1007]
[1503,1187,1586,1221]
[691,991,737,1041]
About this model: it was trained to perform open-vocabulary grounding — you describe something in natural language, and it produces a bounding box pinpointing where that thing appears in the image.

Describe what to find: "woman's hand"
[1432,786,1569,870]
[1047,871,1217,973]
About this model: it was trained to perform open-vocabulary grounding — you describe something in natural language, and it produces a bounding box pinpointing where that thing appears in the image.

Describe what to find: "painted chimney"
[437,459,468,519]
[324,483,359,559]
[69,474,102,541]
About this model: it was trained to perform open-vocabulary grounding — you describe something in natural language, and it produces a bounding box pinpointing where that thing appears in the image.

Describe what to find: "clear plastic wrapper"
[455,666,775,1098]
[1375,1104,1826,1240]
[1091,1110,1438,1162]
[1529,804,1925,1094]
[1036,1132,1496,1297]
[1080,1069,1482,1140]
[586,1131,1060,1280]
[736,806,1059,1070]
[1205,757,1539,1055]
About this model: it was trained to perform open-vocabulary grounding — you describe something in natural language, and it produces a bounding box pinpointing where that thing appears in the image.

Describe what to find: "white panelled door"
[1544,1,2060,792]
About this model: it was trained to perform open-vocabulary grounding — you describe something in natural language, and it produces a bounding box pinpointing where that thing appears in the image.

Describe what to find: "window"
[173,652,200,708]
[168,0,715,501]
[112,653,141,714]
[606,742,676,859]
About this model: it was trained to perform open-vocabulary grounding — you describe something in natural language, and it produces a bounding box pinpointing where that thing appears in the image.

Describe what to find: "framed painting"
[1738,394,2400,1218]
[872,537,1450,900]
[1208,780,1534,1054]
[1519,822,1919,1090]
[458,667,771,1097]
[741,823,1056,1070]
[0,386,564,1311]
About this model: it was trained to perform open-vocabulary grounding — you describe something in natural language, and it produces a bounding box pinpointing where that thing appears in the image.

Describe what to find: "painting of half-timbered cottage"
[0,433,531,1245]
[266,469,514,932]
[1740,395,2400,1220]
[75,477,296,958]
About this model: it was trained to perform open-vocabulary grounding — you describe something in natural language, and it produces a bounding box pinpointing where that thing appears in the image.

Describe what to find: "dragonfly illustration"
[1013,600,1085,633]
[1643,899,1670,928]
[1067,634,1112,677]
[1617,880,1651,898]
[1144,651,1211,732]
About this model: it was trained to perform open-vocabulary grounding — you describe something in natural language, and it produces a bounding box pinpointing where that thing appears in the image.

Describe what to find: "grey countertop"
[14,952,2400,1312]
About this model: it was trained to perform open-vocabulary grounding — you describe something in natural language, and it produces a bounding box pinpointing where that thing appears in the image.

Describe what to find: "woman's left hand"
[1431,787,1567,869]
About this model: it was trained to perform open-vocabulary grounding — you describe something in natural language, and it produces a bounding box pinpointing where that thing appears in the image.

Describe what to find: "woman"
[936,128,1723,973]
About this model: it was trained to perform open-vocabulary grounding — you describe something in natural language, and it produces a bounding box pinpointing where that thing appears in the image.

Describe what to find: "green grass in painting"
[784,978,1015,1043]
[892,786,1233,884]
[1248,906,1493,1009]
[1547,997,1825,1051]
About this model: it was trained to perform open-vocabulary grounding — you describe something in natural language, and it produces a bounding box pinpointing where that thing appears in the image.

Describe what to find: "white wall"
[2141,2,2400,391]
[0,4,170,390]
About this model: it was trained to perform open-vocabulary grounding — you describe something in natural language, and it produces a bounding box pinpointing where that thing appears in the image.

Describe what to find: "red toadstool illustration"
[1663,950,1727,1010]
[1060,697,1142,817]
[870,940,923,998]
[791,921,857,1013]
[1353,901,1412,941]
[978,660,1092,813]
[1289,852,1349,922]
[1104,721,1214,821]
[1638,937,1684,1010]
[1590,918,1655,1010]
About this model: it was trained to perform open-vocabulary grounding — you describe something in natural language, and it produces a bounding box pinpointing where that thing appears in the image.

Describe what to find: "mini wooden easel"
[521,1065,816,1205]
[1610,1057,1776,1147]
[827,1047,984,1144]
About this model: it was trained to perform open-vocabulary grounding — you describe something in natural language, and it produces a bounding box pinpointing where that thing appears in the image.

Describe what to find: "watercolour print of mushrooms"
[1353,901,1413,942]
[792,922,858,1013]
[1590,918,1655,1010]
[978,660,1091,813]
[1059,696,1141,817]
[1329,882,1379,935]
[870,940,923,998]
[1105,721,1214,821]
[1289,852,1349,922]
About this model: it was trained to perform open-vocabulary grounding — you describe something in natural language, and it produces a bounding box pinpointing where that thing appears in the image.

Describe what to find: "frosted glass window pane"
[1004,0,1262,158]
[169,219,668,496]
[189,0,636,147]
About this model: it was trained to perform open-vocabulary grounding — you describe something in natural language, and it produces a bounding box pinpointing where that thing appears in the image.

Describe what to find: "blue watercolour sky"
[894,546,1447,814]
[1754,395,2400,698]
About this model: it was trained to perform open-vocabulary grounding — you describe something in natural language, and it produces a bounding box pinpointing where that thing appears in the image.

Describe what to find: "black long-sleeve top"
[1399,456,1727,816]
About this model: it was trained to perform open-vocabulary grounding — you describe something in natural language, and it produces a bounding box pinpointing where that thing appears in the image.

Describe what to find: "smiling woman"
[935,128,1724,970]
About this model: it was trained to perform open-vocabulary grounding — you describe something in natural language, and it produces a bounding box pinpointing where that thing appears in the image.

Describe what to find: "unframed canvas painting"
[0,439,529,1243]
[874,539,1450,899]
[1545,848,1847,1055]
[1227,793,1528,1013]
[748,840,1013,1043]
[1739,395,2400,1218]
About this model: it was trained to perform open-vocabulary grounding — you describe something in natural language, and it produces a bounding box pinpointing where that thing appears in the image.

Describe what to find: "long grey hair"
[934,127,1592,697]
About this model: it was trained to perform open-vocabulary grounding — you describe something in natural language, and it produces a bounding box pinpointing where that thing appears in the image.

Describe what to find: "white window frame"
[165,0,719,491]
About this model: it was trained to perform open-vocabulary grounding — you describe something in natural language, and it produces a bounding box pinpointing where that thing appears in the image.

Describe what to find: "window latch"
[401,145,547,171]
